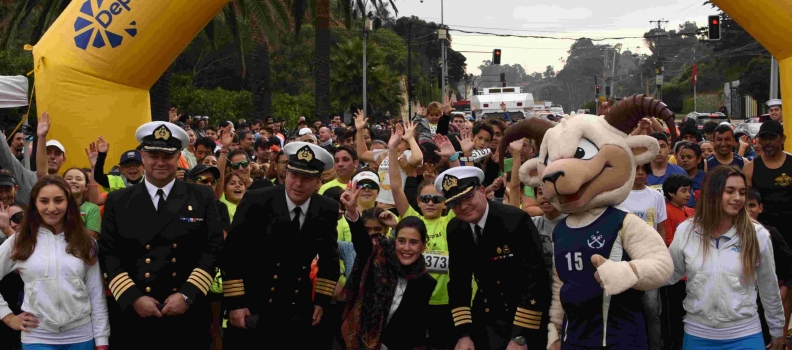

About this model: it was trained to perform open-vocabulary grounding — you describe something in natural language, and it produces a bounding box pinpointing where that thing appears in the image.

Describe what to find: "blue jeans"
[683,332,764,350]
[643,289,662,350]
[21,339,95,350]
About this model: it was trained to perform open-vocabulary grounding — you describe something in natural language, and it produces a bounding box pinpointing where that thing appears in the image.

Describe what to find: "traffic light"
[500,73,506,87]
[708,15,721,40]
[473,88,478,95]
[595,85,601,95]
[493,49,501,64]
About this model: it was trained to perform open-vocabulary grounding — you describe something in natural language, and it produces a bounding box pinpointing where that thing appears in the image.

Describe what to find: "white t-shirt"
[377,150,417,205]
[618,187,667,230]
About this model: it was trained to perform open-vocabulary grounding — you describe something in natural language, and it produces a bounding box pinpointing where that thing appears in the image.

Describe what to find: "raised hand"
[340,181,361,213]
[96,135,110,154]
[442,95,454,115]
[168,107,181,123]
[354,109,368,130]
[0,203,11,234]
[378,210,398,228]
[388,127,402,149]
[456,128,474,155]
[433,134,457,158]
[220,125,234,148]
[37,112,51,138]
[85,142,99,168]
[509,139,524,155]
[402,120,417,141]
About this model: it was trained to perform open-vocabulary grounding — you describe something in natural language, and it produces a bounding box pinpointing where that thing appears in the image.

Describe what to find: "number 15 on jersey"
[566,252,583,271]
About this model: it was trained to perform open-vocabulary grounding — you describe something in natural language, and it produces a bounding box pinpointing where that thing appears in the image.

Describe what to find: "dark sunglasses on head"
[418,194,445,204]
[194,176,217,185]
[358,183,379,191]
[10,212,23,224]
[230,160,249,169]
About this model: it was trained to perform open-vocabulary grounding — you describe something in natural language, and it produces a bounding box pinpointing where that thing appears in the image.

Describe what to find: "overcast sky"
[394,0,719,75]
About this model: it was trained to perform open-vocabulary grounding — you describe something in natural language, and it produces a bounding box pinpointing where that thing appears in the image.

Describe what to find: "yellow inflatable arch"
[711,0,792,149]
[32,0,229,170]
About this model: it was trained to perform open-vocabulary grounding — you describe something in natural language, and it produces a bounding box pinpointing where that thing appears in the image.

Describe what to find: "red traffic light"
[712,19,719,25]
[495,51,501,56]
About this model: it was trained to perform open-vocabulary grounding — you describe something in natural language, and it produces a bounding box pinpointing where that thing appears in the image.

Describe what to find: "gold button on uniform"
[173,288,178,292]
[145,245,151,250]
[145,258,151,264]
[172,243,178,248]
[276,263,280,267]
[172,273,177,277]
[171,258,177,263]
[294,290,299,294]
[145,287,151,292]
[485,308,490,313]
[484,299,488,303]
[297,278,302,281]
[274,275,278,280]
[496,281,501,285]
[269,299,273,303]
[271,287,275,291]
[145,273,150,278]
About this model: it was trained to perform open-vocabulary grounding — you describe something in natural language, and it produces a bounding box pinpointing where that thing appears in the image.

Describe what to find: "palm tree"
[0,0,70,50]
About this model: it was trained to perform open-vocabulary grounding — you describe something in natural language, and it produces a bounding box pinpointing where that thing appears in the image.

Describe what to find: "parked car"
[684,112,731,130]
[537,111,564,122]
[576,109,591,115]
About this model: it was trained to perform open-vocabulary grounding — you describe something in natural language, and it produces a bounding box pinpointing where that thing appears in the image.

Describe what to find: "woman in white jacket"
[668,166,784,350]
[0,176,109,350]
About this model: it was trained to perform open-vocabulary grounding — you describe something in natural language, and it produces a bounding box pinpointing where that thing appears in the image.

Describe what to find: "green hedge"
[170,86,253,123]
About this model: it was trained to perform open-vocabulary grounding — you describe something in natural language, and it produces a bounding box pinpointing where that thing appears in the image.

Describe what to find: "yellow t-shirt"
[668,154,677,165]
[319,179,346,195]
[402,206,455,305]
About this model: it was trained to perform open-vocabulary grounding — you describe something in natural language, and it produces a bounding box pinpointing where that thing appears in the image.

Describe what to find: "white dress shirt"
[285,190,311,229]
[144,178,176,211]
[469,203,490,243]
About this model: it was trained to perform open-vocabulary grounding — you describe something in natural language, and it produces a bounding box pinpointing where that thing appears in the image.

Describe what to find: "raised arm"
[35,112,51,180]
[506,139,523,208]
[215,125,234,200]
[353,109,376,164]
[401,121,423,168]
[387,129,410,217]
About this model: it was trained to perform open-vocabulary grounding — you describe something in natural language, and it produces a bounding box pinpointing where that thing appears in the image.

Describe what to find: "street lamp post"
[363,18,372,117]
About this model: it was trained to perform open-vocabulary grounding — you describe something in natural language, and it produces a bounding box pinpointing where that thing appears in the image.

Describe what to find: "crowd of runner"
[0,97,789,350]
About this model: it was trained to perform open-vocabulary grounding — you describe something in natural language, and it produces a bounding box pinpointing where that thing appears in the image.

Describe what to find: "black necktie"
[292,207,302,231]
[156,189,167,214]
[474,225,483,244]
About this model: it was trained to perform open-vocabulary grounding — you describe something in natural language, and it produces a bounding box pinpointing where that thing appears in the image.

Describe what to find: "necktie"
[474,225,483,244]
[156,189,167,214]
[292,207,302,231]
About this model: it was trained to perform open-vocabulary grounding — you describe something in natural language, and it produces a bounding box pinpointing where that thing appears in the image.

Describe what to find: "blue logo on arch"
[73,0,137,50]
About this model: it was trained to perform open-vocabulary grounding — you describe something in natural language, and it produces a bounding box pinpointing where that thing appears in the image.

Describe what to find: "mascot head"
[500,94,677,214]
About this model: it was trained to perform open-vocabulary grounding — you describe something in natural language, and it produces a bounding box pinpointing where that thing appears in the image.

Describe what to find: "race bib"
[424,251,449,274]
[650,184,663,196]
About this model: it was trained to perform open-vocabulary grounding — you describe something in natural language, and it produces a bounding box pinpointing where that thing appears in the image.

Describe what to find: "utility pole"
[771,56,779,101]
[440,0,447,99]
[649,19,668,100]
[363,18,372,116]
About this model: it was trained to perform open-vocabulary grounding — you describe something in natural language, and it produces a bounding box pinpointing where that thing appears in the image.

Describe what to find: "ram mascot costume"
[500,94,675,349]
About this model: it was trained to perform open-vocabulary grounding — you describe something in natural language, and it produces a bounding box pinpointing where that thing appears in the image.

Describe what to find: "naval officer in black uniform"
[98,122,224,349]
[439,167,550,350]
[223,141,341,345]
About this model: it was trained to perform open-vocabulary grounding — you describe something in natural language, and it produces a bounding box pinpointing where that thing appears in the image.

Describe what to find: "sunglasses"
[193,176,217,185]
[230,160,249,169]
[358,183,379,191]
[418,194,445,204]
[10,212,23,224]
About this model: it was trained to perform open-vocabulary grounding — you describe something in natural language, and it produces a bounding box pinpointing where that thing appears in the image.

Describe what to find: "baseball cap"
[298,128,313,136]
[757,120,784,138]
[119,150,142,164]
[188,164,221,180]
[46,140,66,154]
[352,171,380,186]
[0,173,16,187]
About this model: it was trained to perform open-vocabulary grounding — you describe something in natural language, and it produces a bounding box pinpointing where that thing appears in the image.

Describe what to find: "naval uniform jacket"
[222,186,340,331]
[446,200,550,350]
[98,180,224,348]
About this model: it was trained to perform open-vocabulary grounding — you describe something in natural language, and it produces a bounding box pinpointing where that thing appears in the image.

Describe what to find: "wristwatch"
[512,336,527,346]
[180,293,193,306]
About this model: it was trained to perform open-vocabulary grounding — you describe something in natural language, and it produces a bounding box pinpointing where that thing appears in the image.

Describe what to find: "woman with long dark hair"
[668,166,784,349]
[0,176,109,350]
[339,182,436,349]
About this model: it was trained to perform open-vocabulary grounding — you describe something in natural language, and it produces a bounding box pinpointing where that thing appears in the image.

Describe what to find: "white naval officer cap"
[767,99,782,108]
[135,122,190,154]
[283,141,334,177]
[435,166,486,205]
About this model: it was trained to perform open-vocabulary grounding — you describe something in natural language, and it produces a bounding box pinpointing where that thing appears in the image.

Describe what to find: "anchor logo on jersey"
[587,235,605,249]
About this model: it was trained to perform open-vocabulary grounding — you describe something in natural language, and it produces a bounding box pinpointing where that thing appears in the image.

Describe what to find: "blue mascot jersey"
[553,206,647,349]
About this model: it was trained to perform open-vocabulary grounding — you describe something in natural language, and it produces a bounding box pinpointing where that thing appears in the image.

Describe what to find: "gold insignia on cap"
[503,245,510,254]
[496,247,502,254]
[297,147,314,162]
[188,205,193,211]
[442,175,458,191]
[154,125,171,140]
